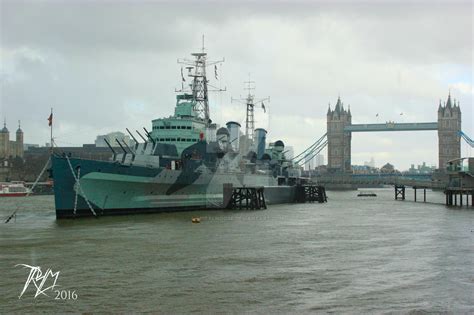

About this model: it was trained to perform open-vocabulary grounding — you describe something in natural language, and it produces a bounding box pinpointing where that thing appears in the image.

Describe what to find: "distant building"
[408,162,435,174]
[305,154,313,171]
[0,120,24,159]
[364,157,375,168]
[285,146,294,160]
[26,144,113,161]
[381,163,395,173]
[95,131,134,148]
[315,154,324,167]
[23,143,39,151]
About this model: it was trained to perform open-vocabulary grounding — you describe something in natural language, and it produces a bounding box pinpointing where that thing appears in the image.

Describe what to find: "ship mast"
[232,76,269,151]
[177,36,225,126]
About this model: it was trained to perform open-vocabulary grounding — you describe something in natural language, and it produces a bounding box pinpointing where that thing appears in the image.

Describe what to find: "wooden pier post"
[294,184,327,203]
[226,186,267,210]
[395,185,405,200]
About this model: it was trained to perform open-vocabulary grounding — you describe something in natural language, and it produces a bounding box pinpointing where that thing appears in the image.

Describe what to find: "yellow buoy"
[192,217,201,223]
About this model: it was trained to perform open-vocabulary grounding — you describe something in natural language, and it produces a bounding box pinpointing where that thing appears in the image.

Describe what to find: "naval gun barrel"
[121,139,135,156]
[115,138,127,154]
[143,127,156,146]
[136,130,147,143]
[126,128,139,149]
[103,138,117,159]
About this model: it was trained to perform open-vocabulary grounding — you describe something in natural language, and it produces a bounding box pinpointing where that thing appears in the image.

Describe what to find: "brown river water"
[0,189,473,313]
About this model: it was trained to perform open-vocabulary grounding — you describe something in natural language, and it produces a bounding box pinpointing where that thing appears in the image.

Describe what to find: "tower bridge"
[327,94,461,172]
[344,122,438,132]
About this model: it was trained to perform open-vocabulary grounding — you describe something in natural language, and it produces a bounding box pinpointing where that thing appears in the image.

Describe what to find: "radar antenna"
[176,35,225,126]
[231,75,269,151]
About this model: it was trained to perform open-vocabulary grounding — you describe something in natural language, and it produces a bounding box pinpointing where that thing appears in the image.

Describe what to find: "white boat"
[0,182,31,197]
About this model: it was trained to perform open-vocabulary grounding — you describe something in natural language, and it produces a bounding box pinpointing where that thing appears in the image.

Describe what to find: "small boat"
[0,182,31,197]
[191,217,201,223]
[357,191,377,197]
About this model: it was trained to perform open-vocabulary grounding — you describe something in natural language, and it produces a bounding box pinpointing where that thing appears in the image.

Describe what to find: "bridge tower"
[327,97,352,172]
[438,93,461,169]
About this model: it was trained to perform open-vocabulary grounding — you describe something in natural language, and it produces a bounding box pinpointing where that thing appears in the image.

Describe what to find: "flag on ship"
[48,113,53,126]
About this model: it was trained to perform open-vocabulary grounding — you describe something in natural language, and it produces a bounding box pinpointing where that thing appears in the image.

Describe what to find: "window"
[165,126,170,129]
[186,126,191,130]
[159,126,164,129]
[171,126,176,129]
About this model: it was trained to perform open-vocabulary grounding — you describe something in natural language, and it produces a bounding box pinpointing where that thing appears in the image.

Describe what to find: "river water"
[0,189,473,313]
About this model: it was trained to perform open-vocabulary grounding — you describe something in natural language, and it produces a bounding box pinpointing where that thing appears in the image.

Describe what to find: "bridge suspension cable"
[459,131,474,148]
[292,133,328,165]
[291,133,327,162]
[296,140,328,166]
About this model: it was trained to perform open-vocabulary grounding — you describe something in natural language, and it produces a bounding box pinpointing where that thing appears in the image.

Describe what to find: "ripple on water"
[1,192,473,313]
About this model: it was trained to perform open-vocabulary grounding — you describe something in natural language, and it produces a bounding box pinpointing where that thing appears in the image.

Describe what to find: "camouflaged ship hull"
[52,155,295,219]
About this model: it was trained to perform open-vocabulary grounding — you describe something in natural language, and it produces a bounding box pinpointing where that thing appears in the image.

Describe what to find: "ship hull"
[51,155,296,219]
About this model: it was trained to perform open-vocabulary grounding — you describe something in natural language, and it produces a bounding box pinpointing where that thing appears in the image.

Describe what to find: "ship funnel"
[255,128,267,159]
[216,127,230,151]
[226,121,241,152]
[206,123,217,142]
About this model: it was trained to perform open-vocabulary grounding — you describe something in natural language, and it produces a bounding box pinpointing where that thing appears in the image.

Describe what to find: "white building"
[285,146,294,160]
[364,157,375,168]
[305,154,313,171]
[315,154,325,167]
[95,132,134,148]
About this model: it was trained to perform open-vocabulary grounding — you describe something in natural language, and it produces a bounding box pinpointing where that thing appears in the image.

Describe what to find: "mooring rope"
[73,167,80,216]
[64,154,97,217]
[27,156,51,196]
[4,157,51,223]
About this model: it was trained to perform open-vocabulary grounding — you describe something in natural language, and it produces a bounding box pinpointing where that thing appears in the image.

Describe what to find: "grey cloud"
[0,0,472,169]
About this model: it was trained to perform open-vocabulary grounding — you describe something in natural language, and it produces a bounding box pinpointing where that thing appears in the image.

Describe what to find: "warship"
[51,46,306,218]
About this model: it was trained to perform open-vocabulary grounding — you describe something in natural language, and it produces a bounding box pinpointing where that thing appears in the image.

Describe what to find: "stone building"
[327,97,352,172]
[0,120,24,159]
[438,93,461,169]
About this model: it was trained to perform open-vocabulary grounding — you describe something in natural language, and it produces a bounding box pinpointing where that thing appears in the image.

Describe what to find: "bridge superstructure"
[345,122,438,132]
[327,94,462,172]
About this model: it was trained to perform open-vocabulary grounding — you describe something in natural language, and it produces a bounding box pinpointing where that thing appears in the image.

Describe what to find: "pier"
[294,184,327,203]
[445,188,474,207]
[225,185,267,210]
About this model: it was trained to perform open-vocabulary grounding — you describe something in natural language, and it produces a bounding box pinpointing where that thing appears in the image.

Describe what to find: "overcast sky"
[1,0,472,169]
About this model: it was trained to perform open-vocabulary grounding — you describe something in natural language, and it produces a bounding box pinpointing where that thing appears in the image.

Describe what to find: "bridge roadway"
[344,122,438,132]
